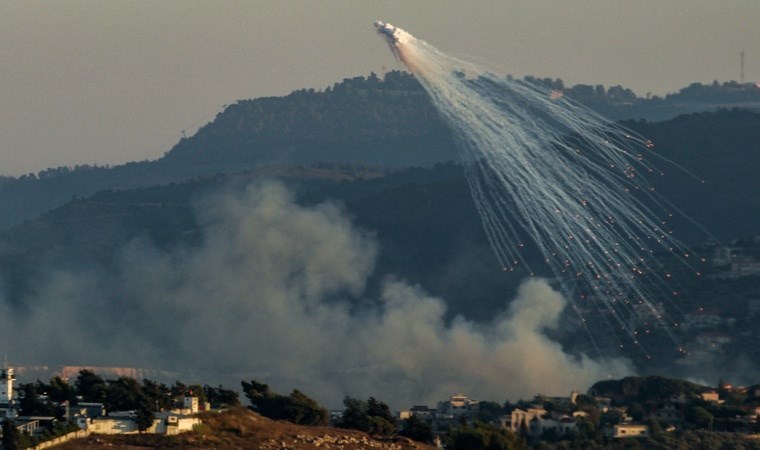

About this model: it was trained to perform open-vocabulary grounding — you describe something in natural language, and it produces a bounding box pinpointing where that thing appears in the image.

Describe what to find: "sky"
[2,1,759,176]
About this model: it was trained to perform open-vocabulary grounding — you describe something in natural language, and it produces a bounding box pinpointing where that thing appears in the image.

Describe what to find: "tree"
[2,419,21,450]
[75,370,106,403]
[241,380,327,426]
[572,417,599,443]
[46,376,75,404]
[105,377,144,412]
[399,415,434,443]
[340,396,370,432]
[646,417,665,441]
[366,397,396,436]
[141,379,173,411]
[203,384,240,409]
[574,394,599,410]
[18,383,56,416]
[135,406,156,433]
[339,396,397,436]
[687,405,714,430]
[477,401,504,423]
[447,421,526,450]
[104,377,155,432]
[628,402,646,421]
[284,390,329,426]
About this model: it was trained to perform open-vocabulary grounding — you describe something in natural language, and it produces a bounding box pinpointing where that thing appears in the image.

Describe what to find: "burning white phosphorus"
[374,21,705,355]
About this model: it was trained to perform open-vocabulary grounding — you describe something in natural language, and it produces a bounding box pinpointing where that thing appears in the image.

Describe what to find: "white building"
[437,394,479,418]
[0,365,17,418]
[182,396,199,414]
[510,407,547,434]
[86,412,200,435]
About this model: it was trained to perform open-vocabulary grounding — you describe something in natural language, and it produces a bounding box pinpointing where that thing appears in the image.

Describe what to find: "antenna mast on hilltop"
[740,51,745,84]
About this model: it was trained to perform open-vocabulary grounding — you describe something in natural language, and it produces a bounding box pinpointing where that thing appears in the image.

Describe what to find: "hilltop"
[56,407,435,450]
[1,72,759,231]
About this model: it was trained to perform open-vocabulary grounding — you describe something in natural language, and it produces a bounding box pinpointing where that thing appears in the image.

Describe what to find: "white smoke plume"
[374,22,708,352]
[0,183,631,407]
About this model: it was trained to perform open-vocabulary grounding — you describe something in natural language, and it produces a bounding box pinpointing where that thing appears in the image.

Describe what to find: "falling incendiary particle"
[374,20,705,350]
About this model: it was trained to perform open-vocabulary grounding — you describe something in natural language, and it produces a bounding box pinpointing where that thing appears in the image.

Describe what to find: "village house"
[509,407,547,434]
[699,391,724,405]
[0,366,17,419]
[436,393,479,418]
[605,423,650,439]
[398,405,435,421]
[77,395,202,435]
[84,410,200,435]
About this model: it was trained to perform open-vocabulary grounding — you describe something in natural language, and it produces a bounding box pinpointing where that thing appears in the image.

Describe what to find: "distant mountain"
[1,72,759,231]
[2,109,759,317]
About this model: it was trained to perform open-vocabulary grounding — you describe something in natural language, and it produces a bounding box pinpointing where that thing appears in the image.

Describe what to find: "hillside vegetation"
[1,73,758,230]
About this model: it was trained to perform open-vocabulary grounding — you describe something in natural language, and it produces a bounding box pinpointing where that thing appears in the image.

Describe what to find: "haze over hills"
[1,72,760,405]
[1,72,759,231]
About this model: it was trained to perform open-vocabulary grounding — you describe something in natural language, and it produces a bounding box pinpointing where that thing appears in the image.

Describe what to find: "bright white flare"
[375,22,700,350]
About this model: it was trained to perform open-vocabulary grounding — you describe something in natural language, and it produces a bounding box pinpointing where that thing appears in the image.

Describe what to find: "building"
[398,405,435,421]
[85,411,200,435]
[606,423,649,438]
[75,402,106,419]
[182,396,199,414]
[0,365,17,419]
[700,391,724,404]
[527,415,576,438]
[437,394,479,418]
[510,407,547,434]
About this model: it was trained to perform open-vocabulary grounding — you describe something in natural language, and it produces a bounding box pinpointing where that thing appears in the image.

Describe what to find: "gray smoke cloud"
[0,182,632,407]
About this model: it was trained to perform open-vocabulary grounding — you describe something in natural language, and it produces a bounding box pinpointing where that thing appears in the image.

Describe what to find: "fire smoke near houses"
[0,183,631,407]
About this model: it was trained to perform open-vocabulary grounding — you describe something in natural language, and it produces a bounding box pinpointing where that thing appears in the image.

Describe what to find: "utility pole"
[740,51,745,84]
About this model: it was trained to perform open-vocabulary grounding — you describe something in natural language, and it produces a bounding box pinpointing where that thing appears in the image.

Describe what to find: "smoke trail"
[375,22,705,354]
[0,182,631,407]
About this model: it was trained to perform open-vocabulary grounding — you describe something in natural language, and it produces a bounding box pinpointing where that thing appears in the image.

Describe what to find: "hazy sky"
[2,1,758,176]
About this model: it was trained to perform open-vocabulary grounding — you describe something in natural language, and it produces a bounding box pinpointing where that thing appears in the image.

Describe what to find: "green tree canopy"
[399,415,434,444]
[241,380,327,426]
[447,421,526,450]
[75,370,106,403]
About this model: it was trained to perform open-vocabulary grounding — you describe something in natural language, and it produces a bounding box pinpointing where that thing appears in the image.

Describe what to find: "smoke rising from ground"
[0,183,632,406]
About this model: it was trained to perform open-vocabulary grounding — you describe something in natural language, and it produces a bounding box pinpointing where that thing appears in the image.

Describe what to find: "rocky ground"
[55,407,436,450]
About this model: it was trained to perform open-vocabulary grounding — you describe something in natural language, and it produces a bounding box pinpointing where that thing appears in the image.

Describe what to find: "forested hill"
[1,71,759,231]
[624,109,760,243]
[157,72,457,171]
